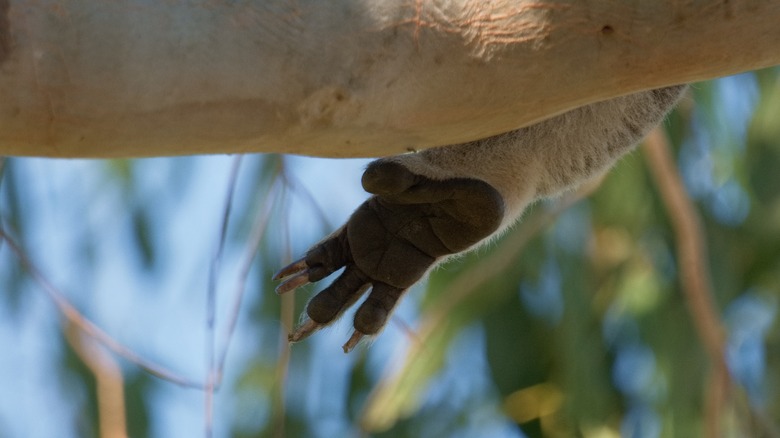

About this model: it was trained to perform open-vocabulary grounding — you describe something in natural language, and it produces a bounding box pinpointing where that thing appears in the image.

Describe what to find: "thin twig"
[0,227,203,388]
[205,154,244,438]
[214,178,281,383]
[273,158,294,438]
[65,321,128,438]
[283,171,335,232]
[390,316,424,348]
[274,292,294,438]
[642,128,728,438]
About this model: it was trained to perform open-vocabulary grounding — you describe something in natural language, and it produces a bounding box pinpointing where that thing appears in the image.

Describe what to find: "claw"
[342,331,365,353]
[275,272,310,294]
[273,258,308,281]
[288,319,322,343]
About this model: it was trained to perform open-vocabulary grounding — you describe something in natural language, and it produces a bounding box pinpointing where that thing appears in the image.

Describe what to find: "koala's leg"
[275,85,687,352]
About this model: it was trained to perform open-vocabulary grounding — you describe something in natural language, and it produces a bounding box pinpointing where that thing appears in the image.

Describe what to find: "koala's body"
[275,85,688,352]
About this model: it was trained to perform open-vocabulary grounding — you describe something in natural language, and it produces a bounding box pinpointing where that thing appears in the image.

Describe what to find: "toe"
[361,160,418,196]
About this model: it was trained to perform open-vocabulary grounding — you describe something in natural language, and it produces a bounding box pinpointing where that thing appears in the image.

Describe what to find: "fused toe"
[275,160,505,352]
[353,282,405,335]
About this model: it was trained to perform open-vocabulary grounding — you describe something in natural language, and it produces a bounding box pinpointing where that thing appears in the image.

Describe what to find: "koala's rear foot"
[273,160,504,352]
[274,86,686,352]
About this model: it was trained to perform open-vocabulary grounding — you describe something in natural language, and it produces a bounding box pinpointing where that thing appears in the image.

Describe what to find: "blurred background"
[1,69,779,438]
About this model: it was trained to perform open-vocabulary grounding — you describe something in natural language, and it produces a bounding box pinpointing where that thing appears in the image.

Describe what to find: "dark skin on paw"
[273,160,505,352]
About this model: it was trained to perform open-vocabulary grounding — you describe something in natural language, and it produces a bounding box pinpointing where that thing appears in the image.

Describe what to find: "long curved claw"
[288,318,322,343]
[342,331,365,353]
[275,271,310,294]
[273,257,308,281]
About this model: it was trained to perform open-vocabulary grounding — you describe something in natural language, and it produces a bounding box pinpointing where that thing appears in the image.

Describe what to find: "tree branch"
[65,322,128,438]
[642,128,729,437]
[1,0,779,158]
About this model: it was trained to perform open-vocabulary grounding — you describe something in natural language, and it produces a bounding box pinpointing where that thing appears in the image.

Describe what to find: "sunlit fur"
[384,86,687,237]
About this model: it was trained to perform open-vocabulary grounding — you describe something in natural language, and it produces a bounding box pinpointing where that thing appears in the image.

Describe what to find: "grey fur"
[386,85,687,232]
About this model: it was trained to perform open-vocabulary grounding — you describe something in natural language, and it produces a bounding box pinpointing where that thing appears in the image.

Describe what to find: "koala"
[274,85,687,352]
